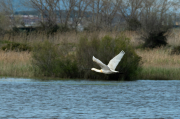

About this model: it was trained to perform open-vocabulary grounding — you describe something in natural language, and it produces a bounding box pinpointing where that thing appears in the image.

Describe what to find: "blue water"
[0,78,180,118]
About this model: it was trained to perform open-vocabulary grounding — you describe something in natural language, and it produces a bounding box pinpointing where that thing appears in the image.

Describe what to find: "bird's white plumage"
[91,50,125,74]
[107,50,125,70]
[92,56,110,70]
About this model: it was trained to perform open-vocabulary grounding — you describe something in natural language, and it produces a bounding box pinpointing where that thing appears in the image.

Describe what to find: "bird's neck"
[91,68,103,73]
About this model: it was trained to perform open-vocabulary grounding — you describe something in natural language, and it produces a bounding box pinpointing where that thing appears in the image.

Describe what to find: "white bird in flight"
[91,50,125,74]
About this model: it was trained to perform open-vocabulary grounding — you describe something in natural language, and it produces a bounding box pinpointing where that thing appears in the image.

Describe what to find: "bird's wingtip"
[121,50,125,54]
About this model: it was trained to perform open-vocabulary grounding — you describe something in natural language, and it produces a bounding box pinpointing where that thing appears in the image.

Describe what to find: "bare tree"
[118,0,143,20]
[60,0,77,27]
[116,0,180,30]
[71,0,91,28]
[139,0,176,33]
[0,0,19,27]
[100,0,121,29]
[26,0,78,28]
[88,0,104,30]
[21,0,180,33]
[117,0,144,30]
[0,0,14,14]
[87,0,123,31]
[139,0,179,48]
[26,0,59,26]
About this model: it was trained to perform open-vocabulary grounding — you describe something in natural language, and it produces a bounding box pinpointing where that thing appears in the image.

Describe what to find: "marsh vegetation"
[0,30,180,80]
[1,0,180,80]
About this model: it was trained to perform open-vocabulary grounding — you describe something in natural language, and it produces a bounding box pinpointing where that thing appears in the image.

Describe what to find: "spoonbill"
[91,50,125,74]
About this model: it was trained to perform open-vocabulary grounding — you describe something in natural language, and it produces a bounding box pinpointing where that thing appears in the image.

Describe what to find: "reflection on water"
[0,78,180,118]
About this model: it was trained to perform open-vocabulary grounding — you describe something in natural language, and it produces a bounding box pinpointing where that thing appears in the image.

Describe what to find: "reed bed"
[0,51,33,78]
[137,48,180,80]
[138,67,180,80]
[137,48,180,67]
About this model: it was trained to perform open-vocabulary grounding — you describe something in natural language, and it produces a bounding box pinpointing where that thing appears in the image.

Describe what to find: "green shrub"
[31,36,141,80]
[76,35,142,81]
[2,42,31,52]
[31,40,78,78]
[76,34,101,79]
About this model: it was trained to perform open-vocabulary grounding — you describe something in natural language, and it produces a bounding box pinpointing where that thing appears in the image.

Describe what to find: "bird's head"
[92,56,95,61]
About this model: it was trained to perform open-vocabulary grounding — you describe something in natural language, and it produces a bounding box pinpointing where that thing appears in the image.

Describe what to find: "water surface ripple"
[0,78,180,118]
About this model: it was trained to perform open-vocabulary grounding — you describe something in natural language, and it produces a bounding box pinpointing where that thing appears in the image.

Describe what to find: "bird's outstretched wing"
[107,50,125,70]
[92,56,110,70]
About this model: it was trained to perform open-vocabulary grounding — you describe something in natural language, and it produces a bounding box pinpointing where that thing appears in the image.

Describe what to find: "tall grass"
[1,29,180,46]
[137,47,180,80]
[0,51,33,77]
[136,48,180,67]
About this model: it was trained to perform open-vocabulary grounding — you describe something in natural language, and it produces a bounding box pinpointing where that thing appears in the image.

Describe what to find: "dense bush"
[2,42,31,52]
[76,35,142,81]
[31,40,78,78]
[171,46,180,55]
[142,31,168,48]
[139,12,172,48]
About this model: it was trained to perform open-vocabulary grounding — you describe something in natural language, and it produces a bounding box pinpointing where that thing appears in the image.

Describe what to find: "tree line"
[1,0,180,48]
[0,0,180,30]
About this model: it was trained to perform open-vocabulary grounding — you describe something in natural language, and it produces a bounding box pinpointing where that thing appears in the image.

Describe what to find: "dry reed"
[137,47,180,80]
[167,28,180,46]
[0,51,33,78]
[137,48,180,68]
[2,29,180,46]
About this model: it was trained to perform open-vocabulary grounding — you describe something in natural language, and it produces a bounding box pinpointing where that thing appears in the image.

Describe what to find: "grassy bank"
[138,67,180,80]
[0,30,180,80]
